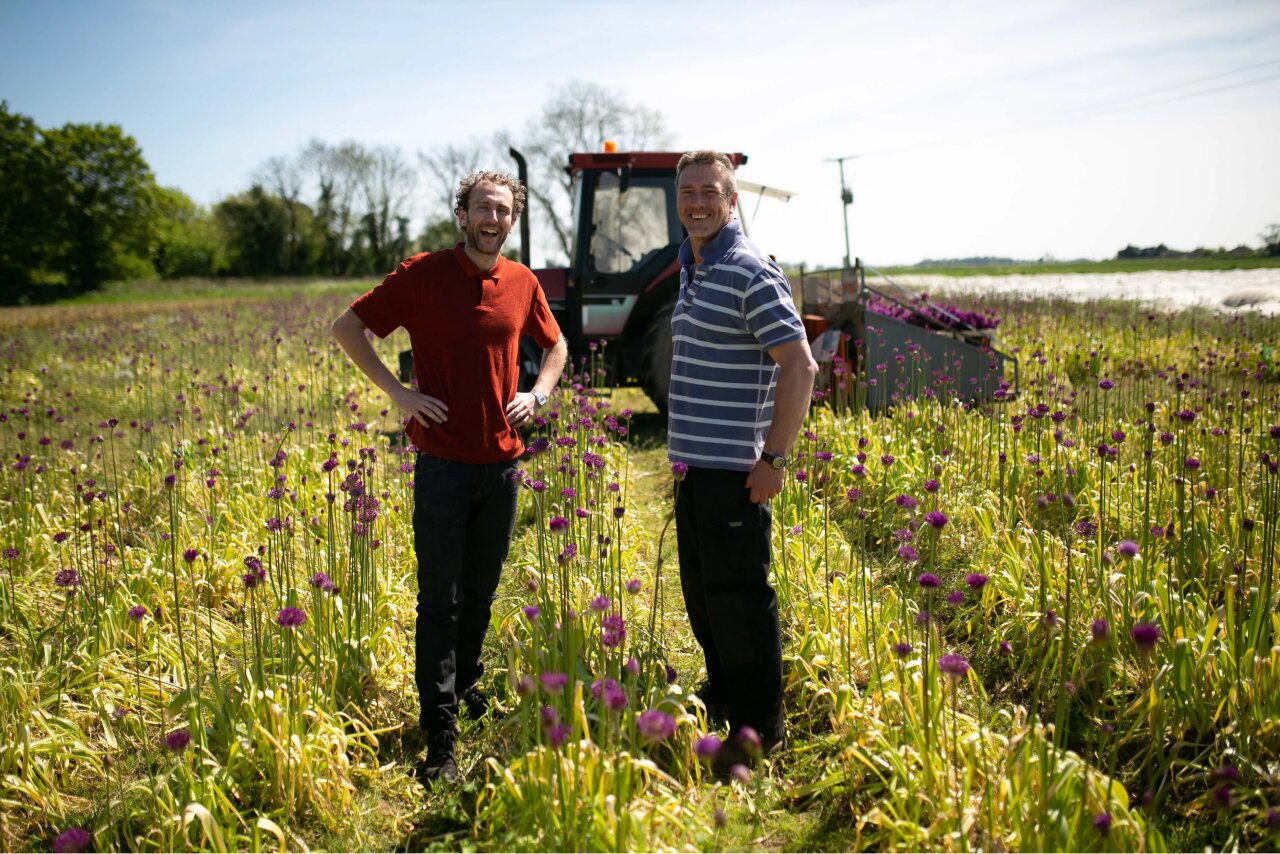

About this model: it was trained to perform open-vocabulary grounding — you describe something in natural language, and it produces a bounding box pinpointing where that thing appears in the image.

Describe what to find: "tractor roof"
[567,151,747,172]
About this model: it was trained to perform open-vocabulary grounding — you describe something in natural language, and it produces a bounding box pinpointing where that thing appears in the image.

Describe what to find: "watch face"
[772,456,786,469]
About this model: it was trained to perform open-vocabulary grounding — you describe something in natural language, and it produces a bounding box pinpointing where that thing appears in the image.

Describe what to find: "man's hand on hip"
[390,385,448,429]
[746,460,785,504]
[505,391,541,427]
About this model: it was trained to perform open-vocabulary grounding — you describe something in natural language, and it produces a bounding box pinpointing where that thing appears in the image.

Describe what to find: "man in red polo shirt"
[332,171,566,783]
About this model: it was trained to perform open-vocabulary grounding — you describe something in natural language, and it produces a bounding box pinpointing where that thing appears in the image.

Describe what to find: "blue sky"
[3,0,1279,267]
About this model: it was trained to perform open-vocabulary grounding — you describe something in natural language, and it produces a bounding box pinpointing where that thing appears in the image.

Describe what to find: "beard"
[464,219,509,255]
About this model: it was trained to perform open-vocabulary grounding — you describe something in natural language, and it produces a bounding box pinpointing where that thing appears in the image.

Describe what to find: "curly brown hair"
[455,171,527,219]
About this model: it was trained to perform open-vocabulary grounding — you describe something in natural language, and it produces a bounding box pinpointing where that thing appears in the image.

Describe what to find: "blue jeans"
[412,453,520,735]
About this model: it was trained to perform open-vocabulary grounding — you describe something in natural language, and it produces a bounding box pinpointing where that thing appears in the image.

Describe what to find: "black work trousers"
[412,453,519,736]
[675,466,785,741]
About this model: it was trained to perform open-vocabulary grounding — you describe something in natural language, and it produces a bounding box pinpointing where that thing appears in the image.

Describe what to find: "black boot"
[420,730,458,784]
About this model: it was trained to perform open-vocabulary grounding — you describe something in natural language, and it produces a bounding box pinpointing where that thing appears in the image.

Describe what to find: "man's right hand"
[390,385,448,428]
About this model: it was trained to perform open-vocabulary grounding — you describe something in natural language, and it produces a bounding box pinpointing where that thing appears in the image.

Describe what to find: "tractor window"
[589,173,670,275]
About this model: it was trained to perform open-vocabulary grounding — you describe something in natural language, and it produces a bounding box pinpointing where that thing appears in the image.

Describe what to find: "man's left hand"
[505,391,541,427]
[746,459,785,504]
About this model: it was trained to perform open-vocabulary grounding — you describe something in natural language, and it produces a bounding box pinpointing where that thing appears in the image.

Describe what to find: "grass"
[3,277,1280,851]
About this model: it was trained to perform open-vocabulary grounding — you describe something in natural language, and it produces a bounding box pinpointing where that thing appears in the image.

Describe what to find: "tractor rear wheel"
[640,294,677,415]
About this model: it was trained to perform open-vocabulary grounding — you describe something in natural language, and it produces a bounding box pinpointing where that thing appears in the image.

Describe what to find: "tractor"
[402,147,1018,412]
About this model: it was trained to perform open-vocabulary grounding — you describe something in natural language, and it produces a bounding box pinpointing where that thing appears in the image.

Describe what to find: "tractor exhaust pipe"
[509,147,531,268]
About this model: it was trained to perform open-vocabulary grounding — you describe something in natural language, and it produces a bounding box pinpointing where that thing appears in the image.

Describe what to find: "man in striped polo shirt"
[669,150,818,771]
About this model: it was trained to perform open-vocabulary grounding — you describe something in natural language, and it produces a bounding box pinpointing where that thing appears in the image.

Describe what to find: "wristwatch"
[760,450,788,470]
[532,391,548,407]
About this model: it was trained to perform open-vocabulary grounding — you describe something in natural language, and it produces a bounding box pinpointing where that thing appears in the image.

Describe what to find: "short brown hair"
[675,150,737,197]
[455,171,526,219]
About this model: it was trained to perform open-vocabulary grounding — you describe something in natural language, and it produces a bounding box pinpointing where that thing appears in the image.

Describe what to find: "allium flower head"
[625,578,643,594]
[917,572,940,589]
[946,590,965,605]
[164,728,192,752]
[937,653,970,680]
[54,568,81,589]
[671,461,689,481]
[548,516,568,532]
[53,827,91,853]
[275,607,306,628]
[1116,539,1140,558]
[895,494,918,510]
[636,709,676,742]
[547,723,570,748]
[1090,618,1111,643]
[522,604,540,621]
[893,641,913,657]
[1130,621,1161,654]
[127,604,147,622]
[695,734,722,758]
[897,545,919,563]
[589,595,611,613]
[539,671,569,693]
[1093,812,1112,836]
[924,510,948,529]
[965,573,988,590]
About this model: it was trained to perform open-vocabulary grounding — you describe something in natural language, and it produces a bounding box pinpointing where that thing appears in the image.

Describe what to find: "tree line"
[0,82,669,305]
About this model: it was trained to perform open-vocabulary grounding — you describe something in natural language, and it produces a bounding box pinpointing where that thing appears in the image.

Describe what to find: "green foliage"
[0,103,166,303]
[214,185,295,278]
[417,217,461,253]
[153,187,228,278]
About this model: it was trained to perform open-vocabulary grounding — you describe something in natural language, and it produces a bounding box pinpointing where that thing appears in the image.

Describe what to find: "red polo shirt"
[350,245,561,463]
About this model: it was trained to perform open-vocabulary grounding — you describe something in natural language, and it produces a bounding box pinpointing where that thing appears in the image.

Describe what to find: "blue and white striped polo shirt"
[668,219,806,472]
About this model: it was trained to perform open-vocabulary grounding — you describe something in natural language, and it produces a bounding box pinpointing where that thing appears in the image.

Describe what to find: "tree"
[215,185,292,277]
[1260,224,1280,257]
[301,139,369,275]
[256,154,307,274]
[417,139,489,224]
[42,120,162,294]
[503,81,672,263]
[358,145,416,274]
[418,216,461,253]
[152,186,228,278]
[0,102,62,302]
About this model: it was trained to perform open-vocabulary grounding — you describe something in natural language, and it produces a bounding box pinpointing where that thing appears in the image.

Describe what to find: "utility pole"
[825,154,859,270]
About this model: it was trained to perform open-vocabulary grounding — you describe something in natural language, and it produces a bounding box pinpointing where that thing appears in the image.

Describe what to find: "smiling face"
[677,163,737,253]
[457,181,516,260]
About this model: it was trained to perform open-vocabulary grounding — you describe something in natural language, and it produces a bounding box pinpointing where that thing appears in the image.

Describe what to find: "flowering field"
[1,286,1278,852]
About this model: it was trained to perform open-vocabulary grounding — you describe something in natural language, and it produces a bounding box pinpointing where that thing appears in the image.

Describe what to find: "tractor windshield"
[589,172,671,275]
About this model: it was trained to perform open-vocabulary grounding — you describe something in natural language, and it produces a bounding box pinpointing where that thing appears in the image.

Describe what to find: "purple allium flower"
[1213,785,1235,809]
[1211,764,1240,783]
[540,705,559,728]
[625,657,640,676]
[127,604,147,622]
[897,545,920,563]
[1116,539,1139,558]
[1074,520,1097,537]
[895,494,919,510]
[664,664,678,684]
[540,671,569,693]
[636,709,677,743]
[880,454,895,467]
[924,510,948,529]
[516,674,535,697]
[1,547,17,560]
[917,572,940,589]
[965,573,988,590]
[893,641,913,658]
[1184,457,1201,470]
[165,728,191,752]
[938,653,970,680]
[1042,609,1059,629]
[529,480,547,493]
[182,548,199,563]
[613,505,625,519]
[923,478,940,493]
[736,725,762,757]
[309,571,337,593]
[522,604,540,621]
[601,612,626,648]
[1130,621,1161,654]
[548,516,568,532]
[730,763,751,784]
[546,723,570,748]
[589,595,611,613]
[999,640,1013,656]
[52,827,91,853]
[1093,812,1112,836]
[946,590,965,606]
[1091,618,1111,643]
[695,734,722,758]
[671,461,689,481]
[1098,379,1115,390]
[54,568,81,589]
[625,578,643,594]
[275,607,306,628]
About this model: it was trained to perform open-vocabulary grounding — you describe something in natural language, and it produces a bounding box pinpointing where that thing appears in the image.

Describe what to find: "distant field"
[871,255,1280,277]
[59,276,372,305]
